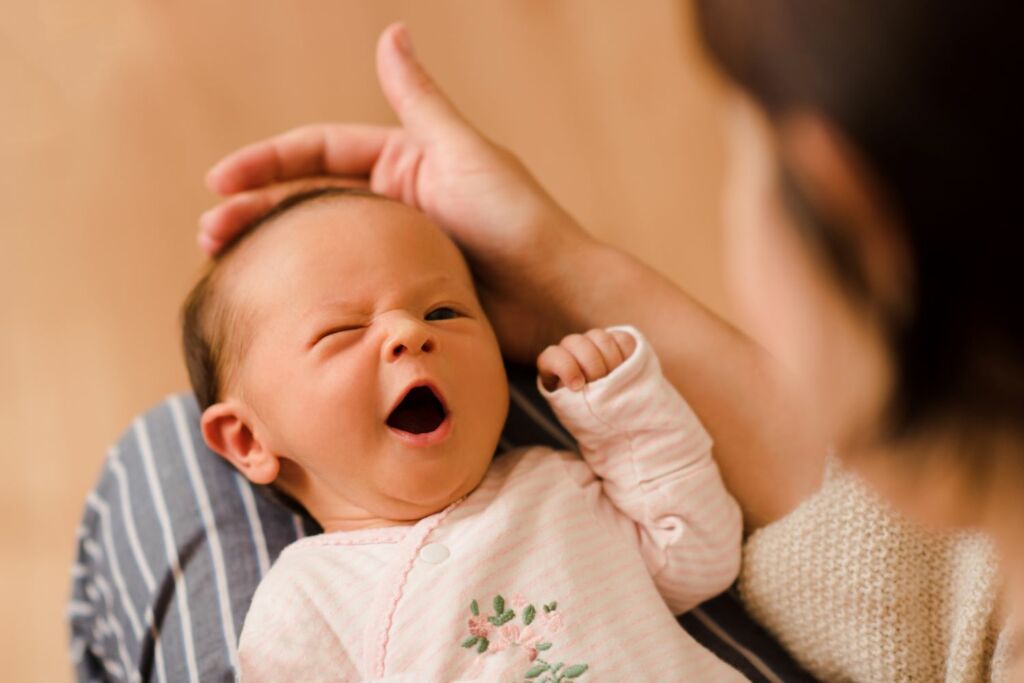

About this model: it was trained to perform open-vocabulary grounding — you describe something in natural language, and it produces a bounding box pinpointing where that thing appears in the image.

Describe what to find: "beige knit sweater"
[740,458,1017,682]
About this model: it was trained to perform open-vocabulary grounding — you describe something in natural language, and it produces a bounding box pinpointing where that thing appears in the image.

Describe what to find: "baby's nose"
[382,318,438,361]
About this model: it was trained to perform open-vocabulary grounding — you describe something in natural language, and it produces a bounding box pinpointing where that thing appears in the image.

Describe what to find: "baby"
[182,187,744,682]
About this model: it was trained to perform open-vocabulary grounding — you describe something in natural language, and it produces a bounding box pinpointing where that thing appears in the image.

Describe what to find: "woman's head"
[694,1,1022,524]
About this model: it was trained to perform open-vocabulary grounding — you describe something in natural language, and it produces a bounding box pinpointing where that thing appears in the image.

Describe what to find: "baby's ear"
[200,401,280,485]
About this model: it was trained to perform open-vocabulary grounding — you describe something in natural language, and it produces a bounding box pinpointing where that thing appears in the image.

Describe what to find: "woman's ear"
[200,402,280,485]
[780,113,912,318]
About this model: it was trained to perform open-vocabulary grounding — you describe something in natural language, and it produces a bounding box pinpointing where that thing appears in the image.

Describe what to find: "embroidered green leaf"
[564,664,589,678]
[549,601,558,611]
[476,636,489,653]
[543,604,551,613]
[524,663,550,678]
[524,604,536,625]
[461,636,479,649]
[488,609,515,626]
[493,595,505,614]
[536,642,552,651]
[470,599,479,616]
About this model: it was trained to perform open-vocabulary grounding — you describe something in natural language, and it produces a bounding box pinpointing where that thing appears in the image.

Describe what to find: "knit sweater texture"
[740,457,1015,682]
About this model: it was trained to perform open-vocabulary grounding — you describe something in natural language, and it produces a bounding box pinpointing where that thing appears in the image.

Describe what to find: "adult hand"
[200,23,590,362]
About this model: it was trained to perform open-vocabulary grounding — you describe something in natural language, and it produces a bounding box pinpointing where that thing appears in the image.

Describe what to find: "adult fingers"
[197,176,369,255]
[375,23,473,142]
[205,124,394,195]
[537,345,586,392]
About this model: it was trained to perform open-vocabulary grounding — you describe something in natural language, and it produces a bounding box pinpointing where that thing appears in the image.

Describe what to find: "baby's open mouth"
[386,386,448,434]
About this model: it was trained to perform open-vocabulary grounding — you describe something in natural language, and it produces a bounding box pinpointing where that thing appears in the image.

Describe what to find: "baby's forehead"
[218,196,473,312]
[254,195,458,258]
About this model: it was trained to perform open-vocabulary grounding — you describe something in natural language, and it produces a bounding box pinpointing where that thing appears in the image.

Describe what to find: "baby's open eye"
[425,306,460,321]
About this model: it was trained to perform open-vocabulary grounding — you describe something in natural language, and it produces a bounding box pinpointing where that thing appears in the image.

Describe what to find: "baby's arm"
[538,326,742,614]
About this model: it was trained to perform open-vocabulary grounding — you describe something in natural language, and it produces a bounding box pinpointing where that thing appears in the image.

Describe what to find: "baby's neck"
[274,458,470,534]
[318,515,415,534]
[272,462,418,533]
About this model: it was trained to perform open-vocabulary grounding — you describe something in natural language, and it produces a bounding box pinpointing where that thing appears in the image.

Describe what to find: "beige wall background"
[1,1,729,679]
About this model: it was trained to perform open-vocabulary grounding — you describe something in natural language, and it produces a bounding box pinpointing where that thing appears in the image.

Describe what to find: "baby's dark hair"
[182,186,382,410]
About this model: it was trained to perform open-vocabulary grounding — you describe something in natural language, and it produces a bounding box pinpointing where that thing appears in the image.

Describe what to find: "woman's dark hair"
[694,2,1022,452]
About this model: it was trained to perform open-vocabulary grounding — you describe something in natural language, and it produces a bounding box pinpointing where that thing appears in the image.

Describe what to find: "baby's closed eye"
[312,323,366,347]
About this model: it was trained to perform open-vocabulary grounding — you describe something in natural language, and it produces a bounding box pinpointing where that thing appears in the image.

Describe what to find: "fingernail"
[197,232,215,254]
[205,166,227,193]
[395,25,415,57]
[199,210,219,235]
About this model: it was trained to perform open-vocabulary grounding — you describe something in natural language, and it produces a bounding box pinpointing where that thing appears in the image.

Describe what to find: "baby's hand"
[538,328,637,392]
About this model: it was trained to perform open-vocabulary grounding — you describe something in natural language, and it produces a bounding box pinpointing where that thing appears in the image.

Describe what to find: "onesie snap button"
[419,542,450,564]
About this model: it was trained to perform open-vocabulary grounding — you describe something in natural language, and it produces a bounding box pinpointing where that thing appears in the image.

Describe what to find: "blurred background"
[1,1,728,679]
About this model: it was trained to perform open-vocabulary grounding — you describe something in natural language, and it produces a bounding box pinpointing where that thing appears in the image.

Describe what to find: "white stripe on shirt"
[171,395,241,671]
[234,474,271,579]
[85,570,136,681]
[109,446,169,683]
[110,448,157,591]
[135,416,200,683]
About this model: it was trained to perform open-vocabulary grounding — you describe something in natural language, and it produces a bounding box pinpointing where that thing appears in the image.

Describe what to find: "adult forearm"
[553,239,826,529]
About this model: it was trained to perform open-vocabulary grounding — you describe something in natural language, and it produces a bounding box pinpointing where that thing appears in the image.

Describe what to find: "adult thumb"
[375,23,471,141]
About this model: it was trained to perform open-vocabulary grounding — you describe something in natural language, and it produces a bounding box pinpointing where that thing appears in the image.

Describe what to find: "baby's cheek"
[281,371,379,467]
[445,342,507,461]
[475,349,509,425]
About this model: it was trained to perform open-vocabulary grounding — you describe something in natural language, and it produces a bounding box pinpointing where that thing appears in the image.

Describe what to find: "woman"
[199,4,1021,680]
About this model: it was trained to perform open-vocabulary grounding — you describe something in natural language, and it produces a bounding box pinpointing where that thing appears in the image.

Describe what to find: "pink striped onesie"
[238,328,744,681]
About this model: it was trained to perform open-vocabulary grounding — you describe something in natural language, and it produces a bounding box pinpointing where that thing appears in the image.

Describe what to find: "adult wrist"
[534,229,614,343]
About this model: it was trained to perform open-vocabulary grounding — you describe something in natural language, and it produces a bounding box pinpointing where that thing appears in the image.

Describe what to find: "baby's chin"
[377,466,490,522]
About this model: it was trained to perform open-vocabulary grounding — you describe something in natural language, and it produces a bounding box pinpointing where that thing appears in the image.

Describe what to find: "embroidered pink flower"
[460,594,587,678]
[467,615,492,638]
[540,610,564,633]
[488,625,514,653]
[490,624,541,658]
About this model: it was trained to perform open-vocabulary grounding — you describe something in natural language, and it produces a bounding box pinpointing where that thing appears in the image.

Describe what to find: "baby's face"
[224,197,509,526]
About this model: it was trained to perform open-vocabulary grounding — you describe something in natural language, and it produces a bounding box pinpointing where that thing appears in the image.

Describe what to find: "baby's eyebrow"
[302,299,369,320]
[407,272,475,296]
[300,274,471,322]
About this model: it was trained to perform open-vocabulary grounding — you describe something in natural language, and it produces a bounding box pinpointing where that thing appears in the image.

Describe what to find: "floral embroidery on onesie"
[460,594,586,681]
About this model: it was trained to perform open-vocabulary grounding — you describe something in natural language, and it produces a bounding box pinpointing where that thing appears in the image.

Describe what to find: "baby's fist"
[538,328,637,392]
